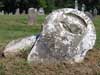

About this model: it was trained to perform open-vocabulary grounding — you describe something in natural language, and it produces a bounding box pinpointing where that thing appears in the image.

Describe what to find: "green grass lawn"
[0,15,100,75]
[0,15,45,50]
[94,16,100,48]
[0,15,99,49]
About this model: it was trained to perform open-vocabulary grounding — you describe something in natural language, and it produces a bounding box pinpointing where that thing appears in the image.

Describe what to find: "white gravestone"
[1,10,4,15]
[82,4,85,12]
[38,8,45,15]
[93,8,98,17]
[28,8,96,63]
[75,0,78,10]
[15,8,20,15]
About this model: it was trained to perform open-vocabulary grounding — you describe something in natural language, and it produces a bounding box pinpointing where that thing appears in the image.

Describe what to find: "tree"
[37,0,47,8]
[46,0,56,13]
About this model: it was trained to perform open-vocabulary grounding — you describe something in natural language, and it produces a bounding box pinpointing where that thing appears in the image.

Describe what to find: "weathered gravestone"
[81,4,85,12]
[1,10,4,15]
[75,0,78,10]
[93,8,98,17]
[27,8,96,63]
[28,8,37,25]
[15,8,20,15]
[0,10,4,15]
[3,8,96,64]
[38,8,45,15]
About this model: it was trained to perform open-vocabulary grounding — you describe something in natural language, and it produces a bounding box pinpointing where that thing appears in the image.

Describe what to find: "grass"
[94,16,100,48]
[0,15,45,50]
[0,15,99,75]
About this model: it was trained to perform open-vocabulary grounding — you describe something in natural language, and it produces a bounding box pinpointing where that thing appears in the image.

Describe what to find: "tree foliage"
[0,0,99,14]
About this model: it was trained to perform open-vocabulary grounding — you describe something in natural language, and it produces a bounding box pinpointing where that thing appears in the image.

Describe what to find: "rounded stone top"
[43,8,95,35]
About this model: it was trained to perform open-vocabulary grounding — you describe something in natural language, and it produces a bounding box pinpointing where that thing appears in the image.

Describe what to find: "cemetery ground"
[0,15,100,75]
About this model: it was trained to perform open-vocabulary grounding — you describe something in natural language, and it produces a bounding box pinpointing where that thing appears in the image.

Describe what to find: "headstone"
[15,8,20,15]
[3,36,36,57]
[1,10,4,15]
[27,8,96,63]
[75,0,78,10]
[38,8,45,15]
[81,4,85,12]
[93,8,97,17]
[35,8,38,12]
[28,8,37,25]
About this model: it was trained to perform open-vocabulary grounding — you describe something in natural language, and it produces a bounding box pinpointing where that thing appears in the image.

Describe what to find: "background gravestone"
[38,8,45,15]
[75,0,78,10]
[3,8,96,64]
[1,10,4,15]
[81,4,85,12]
[93,8,98,17]
[15,8,20,15]
[28,8,37,25]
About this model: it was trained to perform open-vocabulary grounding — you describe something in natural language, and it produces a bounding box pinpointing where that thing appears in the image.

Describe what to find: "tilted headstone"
[27,8,96,63]
[35,8,38,12]
[75,0,78,10]
[28,8,37,25]
[38,8,45,15]
[15,8,20,15]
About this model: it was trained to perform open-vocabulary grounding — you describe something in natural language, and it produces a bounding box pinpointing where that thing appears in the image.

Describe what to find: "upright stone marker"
[93,8,98,17]
[28,8,37,25]
[15,8,20,15]
[1,10,4,15]
[75,0,78,10]
[38,8,45,15]
[27,8,96,63]
[82,4,85,12]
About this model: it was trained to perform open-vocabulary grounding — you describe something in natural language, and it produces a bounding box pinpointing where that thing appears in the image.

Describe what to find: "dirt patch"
[0,48,100,75]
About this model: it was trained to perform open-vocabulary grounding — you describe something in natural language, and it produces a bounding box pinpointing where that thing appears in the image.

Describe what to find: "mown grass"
[94,16,100,48]
[0,15,45,50]
[0,15,99,75]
